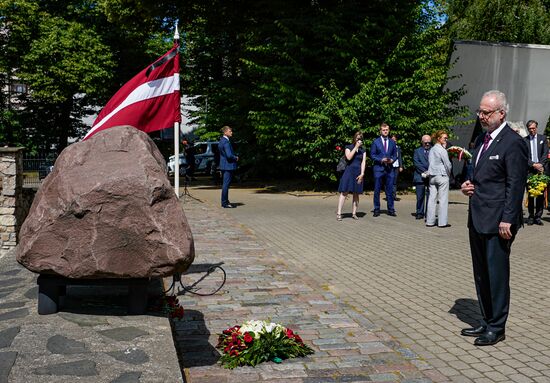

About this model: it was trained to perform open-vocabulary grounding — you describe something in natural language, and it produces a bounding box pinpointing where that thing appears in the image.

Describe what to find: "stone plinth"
[0,147,28,256]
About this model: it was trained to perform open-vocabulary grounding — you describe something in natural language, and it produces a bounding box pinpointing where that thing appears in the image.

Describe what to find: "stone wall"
[0,147,34,256]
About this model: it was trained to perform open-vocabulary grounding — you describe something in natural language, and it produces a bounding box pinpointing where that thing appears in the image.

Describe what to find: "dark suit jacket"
[413,146,430,183]
[370,137,397,174]
[468,125,528,234]
[218,137,238,171]
[524,134,548,175]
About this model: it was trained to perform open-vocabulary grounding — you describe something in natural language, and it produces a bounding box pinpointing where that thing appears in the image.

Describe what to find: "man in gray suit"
[461,90,528,346]
[524,120,548,225]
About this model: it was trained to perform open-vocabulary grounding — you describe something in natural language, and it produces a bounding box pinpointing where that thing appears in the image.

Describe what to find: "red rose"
[294,334,303,343]
[336,145,342,151]
[244,333,254,343]
[285,328,294,338]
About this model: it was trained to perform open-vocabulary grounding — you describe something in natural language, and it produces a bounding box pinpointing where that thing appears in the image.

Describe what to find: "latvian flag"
[84,43,181,140]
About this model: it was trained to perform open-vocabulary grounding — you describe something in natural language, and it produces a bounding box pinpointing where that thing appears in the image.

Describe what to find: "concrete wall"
[446,40,550,148]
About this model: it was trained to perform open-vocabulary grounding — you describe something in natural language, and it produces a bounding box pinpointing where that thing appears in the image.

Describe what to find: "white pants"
[426,175,449,226]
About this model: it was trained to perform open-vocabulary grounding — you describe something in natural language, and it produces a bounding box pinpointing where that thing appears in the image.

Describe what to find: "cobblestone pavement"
[0,249,181,382]
[187,185,550,383]
[171,196,440,382]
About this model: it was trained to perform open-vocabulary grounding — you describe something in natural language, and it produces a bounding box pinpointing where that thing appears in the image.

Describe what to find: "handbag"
[336,155,348,173]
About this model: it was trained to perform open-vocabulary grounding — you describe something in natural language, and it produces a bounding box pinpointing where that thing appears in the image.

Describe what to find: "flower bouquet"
[447,146,472,161]
[216,320,314,369]
[150,295,184,320]
[527,173,550,198]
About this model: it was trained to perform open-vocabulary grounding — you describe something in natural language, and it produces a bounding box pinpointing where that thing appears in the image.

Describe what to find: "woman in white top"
[426,130,452,228]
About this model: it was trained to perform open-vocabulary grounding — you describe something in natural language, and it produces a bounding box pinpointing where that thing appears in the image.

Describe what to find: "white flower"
[240,320,286,339]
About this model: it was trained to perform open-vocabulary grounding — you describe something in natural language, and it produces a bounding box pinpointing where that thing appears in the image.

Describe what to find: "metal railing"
[22,153,57,188]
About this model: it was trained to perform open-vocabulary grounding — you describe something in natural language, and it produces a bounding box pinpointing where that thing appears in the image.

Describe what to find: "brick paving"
[185,185,550,383]
[172,195,439,382]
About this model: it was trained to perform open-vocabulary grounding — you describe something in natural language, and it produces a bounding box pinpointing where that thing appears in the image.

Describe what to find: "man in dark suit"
[370,122,397,216]
[412,135,431,219]
[524,120,548,225]
[218,125,239,208]
[461,90,528,346]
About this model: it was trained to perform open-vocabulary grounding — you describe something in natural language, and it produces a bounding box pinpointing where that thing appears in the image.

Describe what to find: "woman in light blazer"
[426,130,452,228]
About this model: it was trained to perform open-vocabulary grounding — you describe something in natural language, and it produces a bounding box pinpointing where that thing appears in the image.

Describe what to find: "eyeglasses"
[476,109,500,118]
[442,137,448,140]
[422,142,431,145]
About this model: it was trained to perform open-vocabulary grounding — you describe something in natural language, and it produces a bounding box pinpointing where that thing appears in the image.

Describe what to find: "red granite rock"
[17,126,194,278]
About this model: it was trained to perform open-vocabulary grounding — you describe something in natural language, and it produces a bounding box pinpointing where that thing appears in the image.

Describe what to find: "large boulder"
[17,126,194,279]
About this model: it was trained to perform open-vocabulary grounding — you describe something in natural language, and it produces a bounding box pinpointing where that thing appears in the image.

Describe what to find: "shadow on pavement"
[171,309,220,368]
[448,298,482,327]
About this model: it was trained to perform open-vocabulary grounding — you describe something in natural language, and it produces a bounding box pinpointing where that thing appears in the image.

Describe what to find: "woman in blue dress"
[336,131,366,220]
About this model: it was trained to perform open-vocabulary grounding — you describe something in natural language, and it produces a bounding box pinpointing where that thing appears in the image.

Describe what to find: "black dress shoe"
[388,211,397,217]
[474,331,505,346]
[373,211,380,217]
[415,214,424,220]
[535,218,543,226]
[438,224,451,228]
[527,217,534,225]
[461,325,486,337]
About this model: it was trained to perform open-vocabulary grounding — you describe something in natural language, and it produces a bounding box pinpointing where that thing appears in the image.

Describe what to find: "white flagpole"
[174,22,181,198]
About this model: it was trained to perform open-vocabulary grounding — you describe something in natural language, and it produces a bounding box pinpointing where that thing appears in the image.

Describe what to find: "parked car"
[38,164,54,180]
[166,154,188,176]
[192,141,219,175]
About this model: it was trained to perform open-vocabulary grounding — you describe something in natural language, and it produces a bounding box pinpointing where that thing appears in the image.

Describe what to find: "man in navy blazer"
[461,90,528,346]
[370,122,397,216]
[412,135,431,219]
[218,125,239,208]
[524,120,548,225]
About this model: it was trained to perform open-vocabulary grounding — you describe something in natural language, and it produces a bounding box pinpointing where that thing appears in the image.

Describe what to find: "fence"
[22,152,57,188]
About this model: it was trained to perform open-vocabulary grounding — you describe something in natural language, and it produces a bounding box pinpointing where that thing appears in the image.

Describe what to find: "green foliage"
[0,0,173,152]
[445,0,550,44]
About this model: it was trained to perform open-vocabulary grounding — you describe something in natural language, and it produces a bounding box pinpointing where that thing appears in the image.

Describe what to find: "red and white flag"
[84,44,181,140]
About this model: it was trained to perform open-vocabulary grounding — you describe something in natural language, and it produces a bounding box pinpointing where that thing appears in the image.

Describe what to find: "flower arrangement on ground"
[216,320,314,369]
[447,146,472,161]
[150,295,184,320]
[527,173,550,197]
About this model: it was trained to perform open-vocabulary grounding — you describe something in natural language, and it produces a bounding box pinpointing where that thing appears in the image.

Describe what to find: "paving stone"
[0,308,28,322]
[0,269,21,276]
[34,359,98,376]
[46,334,88,354]
[107,348,150,365]
[23,286,37,300]
[98,326,148,341]
[58,312,109,326]
[0,351,17,383]
[110,371,142,383]
[0,292,10,300]
[0,301,25,310]
[0,278,24,288]
[0,326,19,348]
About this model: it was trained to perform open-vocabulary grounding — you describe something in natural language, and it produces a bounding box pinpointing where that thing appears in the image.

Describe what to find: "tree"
[444,0,550,44]
[0,0,173,152]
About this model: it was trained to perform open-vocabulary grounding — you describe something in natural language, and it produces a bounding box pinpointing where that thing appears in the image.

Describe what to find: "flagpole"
[174,22,181,198]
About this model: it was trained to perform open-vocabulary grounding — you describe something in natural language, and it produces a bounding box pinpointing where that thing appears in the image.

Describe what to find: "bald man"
[412,135,432,219]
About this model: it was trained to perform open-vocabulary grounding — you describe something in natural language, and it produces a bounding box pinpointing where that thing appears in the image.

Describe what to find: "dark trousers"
[373,169,394,212]
[392,168,399,199]
[414,181,429,215]
[527,195,545,219]
[221,170,234,206]
[468,228,515,334]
